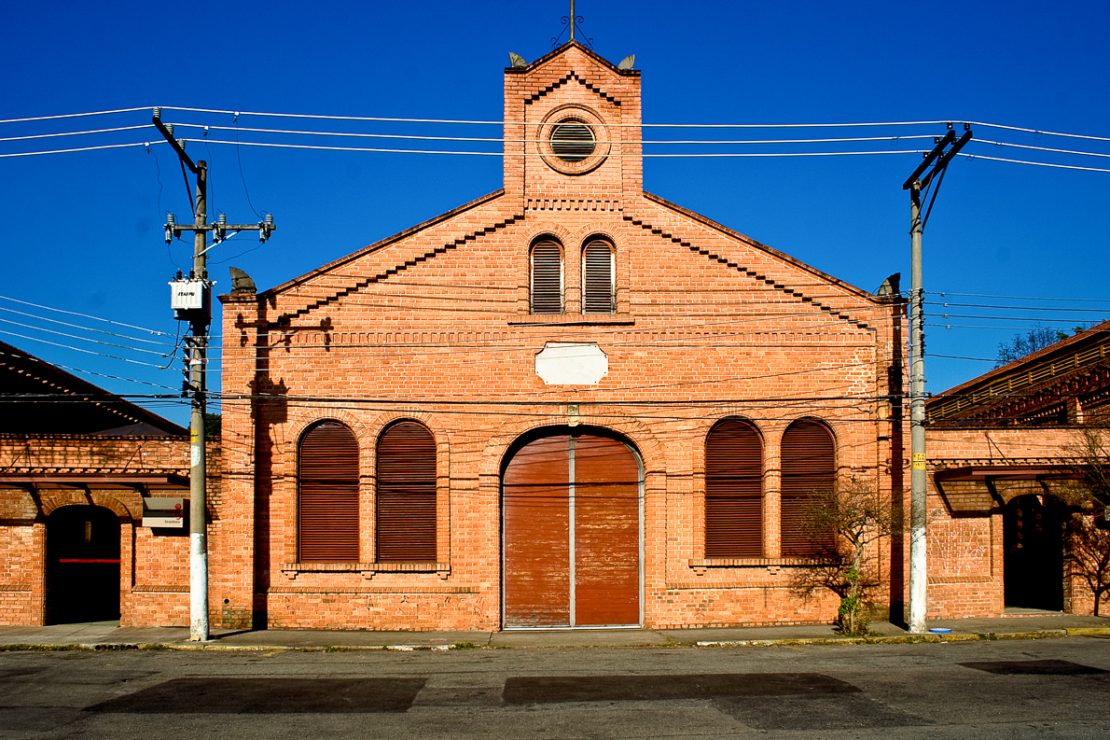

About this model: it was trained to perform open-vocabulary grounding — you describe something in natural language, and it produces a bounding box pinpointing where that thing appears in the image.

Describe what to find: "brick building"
[0,339,193,626]
[6,43,1105,632]
[215,42,906,631]
[925,322,1110,617]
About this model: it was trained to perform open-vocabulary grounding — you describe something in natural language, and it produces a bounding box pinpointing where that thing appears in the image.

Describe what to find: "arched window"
[298,420,359,562]
[705,418,763,558]
[376,420,437,562]
[531,239,563,314]
[582,239,615,313]
[780,419,836,558]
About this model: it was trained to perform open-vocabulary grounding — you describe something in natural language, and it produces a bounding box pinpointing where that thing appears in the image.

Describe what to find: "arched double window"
[298,420,360,562]
[780,419,836,558]
[582,239,615,313]
[705,418,763,558]
[376,420,437,562]
[530,239,564,314]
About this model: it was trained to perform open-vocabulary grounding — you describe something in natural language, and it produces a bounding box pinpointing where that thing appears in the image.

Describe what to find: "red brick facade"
[0,435,200,626]
[215,43,903,631]
[6,43,1099,630]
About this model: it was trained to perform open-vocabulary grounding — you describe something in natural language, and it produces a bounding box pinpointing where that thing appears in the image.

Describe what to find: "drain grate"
[86,677,426,714]
[959,660,1108,676]
[503,672,858,705]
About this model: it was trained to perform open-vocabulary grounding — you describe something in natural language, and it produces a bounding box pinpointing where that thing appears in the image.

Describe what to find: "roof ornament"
[617,54,635,70]
[552,0,592,49]
[508,52,528,68]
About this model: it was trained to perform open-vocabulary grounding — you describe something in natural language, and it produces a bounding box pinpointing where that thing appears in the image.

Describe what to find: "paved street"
[2,635,1109,738]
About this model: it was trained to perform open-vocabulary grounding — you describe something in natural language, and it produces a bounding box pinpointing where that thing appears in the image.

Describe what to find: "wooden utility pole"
[153,108,274,641]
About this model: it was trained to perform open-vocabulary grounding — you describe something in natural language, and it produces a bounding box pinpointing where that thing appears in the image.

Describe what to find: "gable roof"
[0,339,184,437]
[928,321,1110,426]
[505,40,639,79]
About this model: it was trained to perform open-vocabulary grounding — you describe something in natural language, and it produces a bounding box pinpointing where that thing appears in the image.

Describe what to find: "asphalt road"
[2,636,1109,738]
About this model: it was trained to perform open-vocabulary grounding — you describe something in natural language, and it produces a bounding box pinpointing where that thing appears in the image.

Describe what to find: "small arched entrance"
[45,505,121,623]
[1003,494,1065,611]
[502,428,642,628]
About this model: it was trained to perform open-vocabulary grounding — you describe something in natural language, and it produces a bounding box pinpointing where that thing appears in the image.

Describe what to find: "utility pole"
[153,108,274,641]
[902,124,972,634]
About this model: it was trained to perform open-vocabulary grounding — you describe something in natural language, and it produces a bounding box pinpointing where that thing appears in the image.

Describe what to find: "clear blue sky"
[3,1,1109,425]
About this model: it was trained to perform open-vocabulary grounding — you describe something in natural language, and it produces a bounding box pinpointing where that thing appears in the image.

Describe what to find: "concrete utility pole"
[902,125,972,634]
[153,108,274,641]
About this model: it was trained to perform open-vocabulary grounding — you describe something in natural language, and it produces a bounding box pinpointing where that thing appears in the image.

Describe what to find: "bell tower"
[502,42,642,209]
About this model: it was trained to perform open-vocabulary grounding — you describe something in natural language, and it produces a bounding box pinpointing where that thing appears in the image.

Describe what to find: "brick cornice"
[524,71,621,107]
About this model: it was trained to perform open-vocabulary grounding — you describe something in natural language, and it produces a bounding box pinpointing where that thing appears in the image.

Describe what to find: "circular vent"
[550,121,596,162]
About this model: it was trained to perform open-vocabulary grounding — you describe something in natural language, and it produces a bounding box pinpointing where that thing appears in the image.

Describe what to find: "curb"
[3,626,1107,653]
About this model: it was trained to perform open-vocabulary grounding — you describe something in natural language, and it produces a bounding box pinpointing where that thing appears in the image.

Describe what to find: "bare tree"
[995,327,1069,367]
[792,477,896,636]
[1061,424,1110,616]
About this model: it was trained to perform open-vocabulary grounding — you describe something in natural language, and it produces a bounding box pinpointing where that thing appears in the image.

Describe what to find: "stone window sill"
[280,562,450,580]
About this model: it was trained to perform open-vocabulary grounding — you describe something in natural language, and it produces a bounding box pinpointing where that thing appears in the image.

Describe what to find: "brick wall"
[215,43,901,631]
[0,434,212,627]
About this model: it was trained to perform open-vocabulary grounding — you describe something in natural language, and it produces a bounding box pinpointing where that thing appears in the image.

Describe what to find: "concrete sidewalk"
[1,612,1108,652]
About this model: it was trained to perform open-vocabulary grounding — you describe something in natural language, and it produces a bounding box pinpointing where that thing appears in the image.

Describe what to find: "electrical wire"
[168,122,944,147]
[0,107,152,124]
[958,151,1110,174]
[0,140,167,159]
[0,305,174,346]
[974,137,1110,160]
[0,329,177,368]
[0,294,172,336]
[0,124,152,143]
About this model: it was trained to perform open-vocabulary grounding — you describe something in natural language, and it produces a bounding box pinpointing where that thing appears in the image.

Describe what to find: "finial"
[570,0,576,42]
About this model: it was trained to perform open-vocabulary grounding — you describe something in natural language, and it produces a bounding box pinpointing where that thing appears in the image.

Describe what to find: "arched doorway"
[1003,494,1065,611]
[502,429,642,628]
[45,505,121,623]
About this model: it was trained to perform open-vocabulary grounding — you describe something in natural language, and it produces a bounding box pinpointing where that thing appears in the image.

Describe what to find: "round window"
[550,120,596,162]
[538,106,610,175]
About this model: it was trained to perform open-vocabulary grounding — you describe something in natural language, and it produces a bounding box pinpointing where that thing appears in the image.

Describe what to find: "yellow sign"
[912,452,926,470]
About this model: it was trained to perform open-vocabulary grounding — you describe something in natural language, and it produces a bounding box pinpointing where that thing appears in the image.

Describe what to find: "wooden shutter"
[582,241,614,313]
[705,418,763,558]
[298,421,359,562]
[376,421,437,562]
[531,240,563,314]
[780,420,836,558]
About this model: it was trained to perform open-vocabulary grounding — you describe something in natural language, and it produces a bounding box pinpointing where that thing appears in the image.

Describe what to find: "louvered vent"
[550,121,596,162]
[376,420,437,562]
[705,418,763,558]
[531,240,563,314]
[298,420,360,562]
[780,420,836,558]
[582,241,614,313]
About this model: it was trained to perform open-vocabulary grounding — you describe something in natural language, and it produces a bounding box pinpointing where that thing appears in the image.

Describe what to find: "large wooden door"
[503,431,640,628]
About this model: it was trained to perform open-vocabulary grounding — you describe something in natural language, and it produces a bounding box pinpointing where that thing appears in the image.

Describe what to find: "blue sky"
[2,1,1109,425]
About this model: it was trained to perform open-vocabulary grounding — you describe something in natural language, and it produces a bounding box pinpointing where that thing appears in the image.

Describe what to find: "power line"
[0,140,167,159]
[0,294,173,336]
[0,124,152,143]
[958,151,1110,174]
[0,107,152,124]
